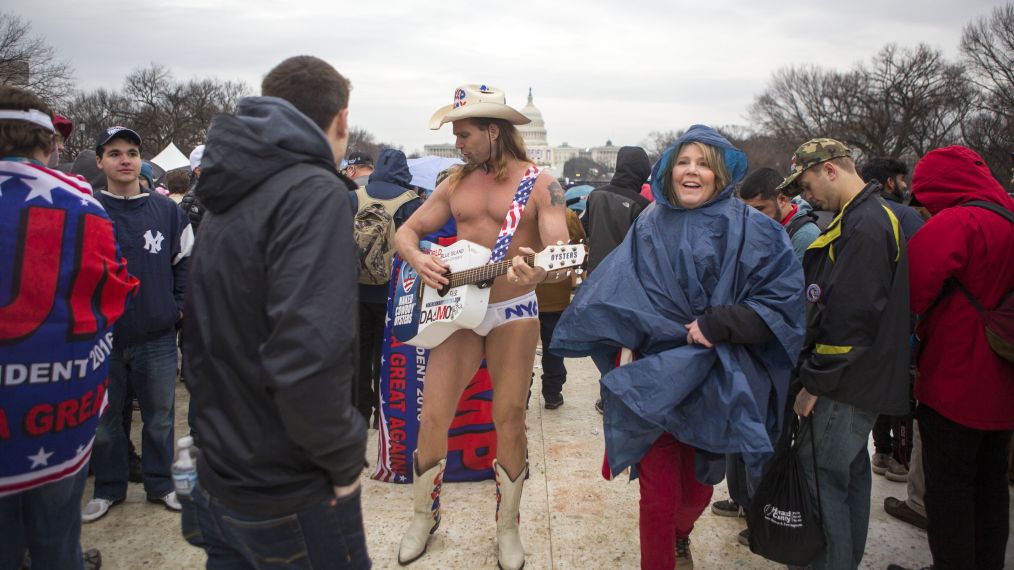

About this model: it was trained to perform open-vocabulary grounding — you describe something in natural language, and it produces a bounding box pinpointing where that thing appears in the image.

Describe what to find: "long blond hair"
[446,118,533,192]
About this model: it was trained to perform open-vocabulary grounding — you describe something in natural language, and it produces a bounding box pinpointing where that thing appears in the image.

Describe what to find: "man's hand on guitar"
[410,251,450,289]
[507,247,548,286]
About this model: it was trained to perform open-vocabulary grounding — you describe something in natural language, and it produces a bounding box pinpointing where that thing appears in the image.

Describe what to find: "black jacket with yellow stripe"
[795,182,910,416]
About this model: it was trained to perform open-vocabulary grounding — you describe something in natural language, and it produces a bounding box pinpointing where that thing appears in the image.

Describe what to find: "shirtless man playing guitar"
[395,84,569,570]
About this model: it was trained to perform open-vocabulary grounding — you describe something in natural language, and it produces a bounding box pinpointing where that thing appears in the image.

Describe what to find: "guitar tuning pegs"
[575,268,584,275]
[556,240,564,245]
[548,263,555,269]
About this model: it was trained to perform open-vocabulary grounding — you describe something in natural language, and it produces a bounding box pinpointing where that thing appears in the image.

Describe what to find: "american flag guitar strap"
[488,165,540,263]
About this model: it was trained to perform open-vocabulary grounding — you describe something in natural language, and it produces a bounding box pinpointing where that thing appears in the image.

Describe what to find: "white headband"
[0,109,55,132]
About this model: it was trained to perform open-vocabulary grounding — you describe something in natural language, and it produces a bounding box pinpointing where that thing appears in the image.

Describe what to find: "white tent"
[150,143,190,172]
[407,156,463,192]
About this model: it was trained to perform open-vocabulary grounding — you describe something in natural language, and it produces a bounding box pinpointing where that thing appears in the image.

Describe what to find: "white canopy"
[150,143,190,172]
[407,156,463,192]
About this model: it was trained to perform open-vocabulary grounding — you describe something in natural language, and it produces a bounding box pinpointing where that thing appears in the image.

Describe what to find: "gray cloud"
[6,0,1005,153]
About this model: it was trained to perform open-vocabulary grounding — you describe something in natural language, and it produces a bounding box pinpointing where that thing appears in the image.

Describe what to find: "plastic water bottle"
[172,436,197,496]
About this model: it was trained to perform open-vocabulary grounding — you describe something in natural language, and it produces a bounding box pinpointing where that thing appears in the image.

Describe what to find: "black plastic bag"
[747,416,825,566]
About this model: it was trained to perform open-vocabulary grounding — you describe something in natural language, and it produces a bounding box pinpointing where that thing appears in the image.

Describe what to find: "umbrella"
[407,156,464,193]
[564,184,594,212]
[150,143,190,172]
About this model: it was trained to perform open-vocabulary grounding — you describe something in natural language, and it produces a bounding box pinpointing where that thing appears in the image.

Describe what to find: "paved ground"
[80,354,1012,569]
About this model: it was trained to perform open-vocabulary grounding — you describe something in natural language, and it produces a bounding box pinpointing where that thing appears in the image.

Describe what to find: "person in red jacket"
[908,145,1014,570]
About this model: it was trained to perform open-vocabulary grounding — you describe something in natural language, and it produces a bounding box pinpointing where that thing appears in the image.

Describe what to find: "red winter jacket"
[909,146,1014,430]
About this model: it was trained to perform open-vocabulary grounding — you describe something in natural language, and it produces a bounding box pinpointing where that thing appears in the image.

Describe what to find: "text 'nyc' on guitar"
[391,240,587,349]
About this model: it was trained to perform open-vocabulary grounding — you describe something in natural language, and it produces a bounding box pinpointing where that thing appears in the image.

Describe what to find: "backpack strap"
[785,211,819,239]
[952,201,1014,312]
[356,188,417,216]
[960,200,1014,225]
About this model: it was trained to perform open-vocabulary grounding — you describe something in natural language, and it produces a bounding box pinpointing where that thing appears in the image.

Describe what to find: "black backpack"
[785,211,822,239]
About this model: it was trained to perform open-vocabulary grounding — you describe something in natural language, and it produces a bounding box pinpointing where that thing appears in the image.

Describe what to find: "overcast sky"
[7,0,1007,154]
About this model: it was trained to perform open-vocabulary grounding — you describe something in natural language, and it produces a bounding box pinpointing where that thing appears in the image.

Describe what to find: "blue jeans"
[796,397,878,570]
[181,482,371,569]
[0,468,88,570]
[92,329,177,500]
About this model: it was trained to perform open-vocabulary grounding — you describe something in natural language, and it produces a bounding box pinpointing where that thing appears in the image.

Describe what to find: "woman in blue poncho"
[552,125,805,569]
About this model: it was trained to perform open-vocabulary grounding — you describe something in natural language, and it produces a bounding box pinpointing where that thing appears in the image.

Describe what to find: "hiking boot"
[885,457,909,482]
[594,399,604,414]
[82,496,125,523]
[884,496,928,530]
[83,548,102,570]
[543,392,564,410]
[710,498,744,518]
[872,452,890,475]
[147,491,182,511]
[675,537,693,569]
[736,528,750,547]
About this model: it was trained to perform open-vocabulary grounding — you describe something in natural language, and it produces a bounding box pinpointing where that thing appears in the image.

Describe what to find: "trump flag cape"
[0,160,137,496]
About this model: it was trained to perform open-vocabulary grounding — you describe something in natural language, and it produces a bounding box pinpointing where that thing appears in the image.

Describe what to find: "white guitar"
[391,240,587,349]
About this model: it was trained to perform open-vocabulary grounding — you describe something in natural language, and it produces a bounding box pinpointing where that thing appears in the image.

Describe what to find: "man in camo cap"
[778,138,912,569]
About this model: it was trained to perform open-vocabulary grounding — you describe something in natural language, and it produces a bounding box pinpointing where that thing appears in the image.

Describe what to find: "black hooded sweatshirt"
[184,96,366,516]
[583,146,652,272]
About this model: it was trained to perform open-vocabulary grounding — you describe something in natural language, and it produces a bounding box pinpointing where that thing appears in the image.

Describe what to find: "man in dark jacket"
[84,126,192,523]
[583,145,651,272]
[582,146,651,412]
[858,158,925,483]
[182,56,370,569]
[778,138,910,570]
[349,148,421,425]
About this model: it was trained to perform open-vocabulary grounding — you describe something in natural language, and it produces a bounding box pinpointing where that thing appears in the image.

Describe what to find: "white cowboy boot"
[398,452,446,566]
[494,459,527,570]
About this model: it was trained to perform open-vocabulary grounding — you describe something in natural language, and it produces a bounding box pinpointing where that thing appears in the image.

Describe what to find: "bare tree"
[750,45,974,163]
[346,126,402,162]
[63,63,250,161]
[961,3,1014,186]
[642,129,683,163]
[961,3,1014,118]
[0,13,74,105]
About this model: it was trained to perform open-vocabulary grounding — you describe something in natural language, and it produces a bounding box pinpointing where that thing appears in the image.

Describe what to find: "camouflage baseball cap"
[776,138,852,195]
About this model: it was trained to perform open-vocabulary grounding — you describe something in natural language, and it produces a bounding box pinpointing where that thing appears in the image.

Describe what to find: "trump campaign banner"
[372,240,498,484]
[0,160,137,496]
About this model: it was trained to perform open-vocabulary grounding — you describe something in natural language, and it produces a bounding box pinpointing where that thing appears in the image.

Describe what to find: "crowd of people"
[0,53,1012,570]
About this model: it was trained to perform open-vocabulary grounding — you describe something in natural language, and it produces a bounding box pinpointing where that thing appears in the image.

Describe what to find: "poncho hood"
[552,125,805,481]
[650,124,749,210]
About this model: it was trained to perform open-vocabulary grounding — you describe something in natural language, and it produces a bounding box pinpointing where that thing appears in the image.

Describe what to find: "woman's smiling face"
[670,143,718,209]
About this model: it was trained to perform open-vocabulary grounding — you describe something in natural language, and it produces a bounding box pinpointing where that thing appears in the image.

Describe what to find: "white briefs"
[472,291,540,336]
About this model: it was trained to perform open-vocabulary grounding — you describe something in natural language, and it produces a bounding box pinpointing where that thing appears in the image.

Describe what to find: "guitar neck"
[447,254,536,288]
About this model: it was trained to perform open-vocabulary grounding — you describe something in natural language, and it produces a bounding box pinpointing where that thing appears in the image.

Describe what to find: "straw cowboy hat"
[429,84,531,130]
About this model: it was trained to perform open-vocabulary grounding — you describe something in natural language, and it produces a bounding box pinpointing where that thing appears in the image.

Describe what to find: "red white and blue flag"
[0,160,138,497]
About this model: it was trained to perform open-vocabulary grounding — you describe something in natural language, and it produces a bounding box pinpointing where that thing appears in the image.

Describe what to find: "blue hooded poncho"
[551,125,805,481]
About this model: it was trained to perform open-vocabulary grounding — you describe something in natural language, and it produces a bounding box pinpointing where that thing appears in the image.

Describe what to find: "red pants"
[638,434,714,570]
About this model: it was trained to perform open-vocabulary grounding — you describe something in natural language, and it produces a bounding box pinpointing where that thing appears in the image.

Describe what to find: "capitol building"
[423,89,619,176]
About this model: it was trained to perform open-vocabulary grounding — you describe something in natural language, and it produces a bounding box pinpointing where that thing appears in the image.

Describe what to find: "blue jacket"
[350,148,422,304]
[96,189,191,345]
[551,125,806,481]
[787,197,822,262]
